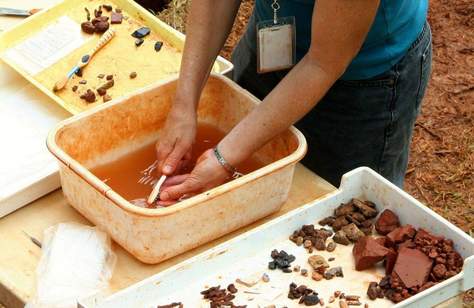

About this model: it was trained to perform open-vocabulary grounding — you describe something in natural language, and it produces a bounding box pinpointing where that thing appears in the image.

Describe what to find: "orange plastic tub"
[47,74,307,264]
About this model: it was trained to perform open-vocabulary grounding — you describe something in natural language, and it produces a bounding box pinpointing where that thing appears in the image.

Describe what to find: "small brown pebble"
[84,7,91,21]
[111,12,123,24]
[94,6,102,18]
[227,283,238,294]
[80,89,96,103]
[103,94,112,102]
[334,291,342,298]
[99,80,114,90]
[115,8,122,13]
[308,247,313,253]
[97,74,105,79]
[364,304,369,308]
[91,16,108,24]
[97,88,107,96]
[340,300,349,308]
[345,295,360,301]
[102,4,112,11]
[94,21,109,33]
[314,238,326,250]
[311,271,323,281]
[329,296,335,303]
[293,265,300,272]
[79,80,87,84]
[129,71,137,79]
[301,269,308,276]
[328,257,335,261]
[367,282,378,300]
[72,85,78,92]
[304,240,312,248]
[333,230,351,245]
[308,255,329,270]
[347,300,362,306]
[106,74,113,80]
[340,293,345,299]
[296,236,304,246]
[156,303,182,308]
[81,21,95,34]
[327,241,336,252]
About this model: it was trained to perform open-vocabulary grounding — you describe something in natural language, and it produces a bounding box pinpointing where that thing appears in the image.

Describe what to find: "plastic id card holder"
[257,16,296,73]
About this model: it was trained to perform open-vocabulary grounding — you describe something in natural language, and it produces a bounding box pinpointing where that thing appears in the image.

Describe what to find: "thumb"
[162,143,189,175]
[160,176,199,201]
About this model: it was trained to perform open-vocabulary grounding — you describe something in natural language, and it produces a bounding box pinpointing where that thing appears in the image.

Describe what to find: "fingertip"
[160,191,170,201]
[162,164,173,175]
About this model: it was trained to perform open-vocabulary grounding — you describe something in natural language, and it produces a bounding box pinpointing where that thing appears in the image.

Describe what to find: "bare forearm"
[219,55,335,164]
[175,0,241,110]
[219,0,380,166]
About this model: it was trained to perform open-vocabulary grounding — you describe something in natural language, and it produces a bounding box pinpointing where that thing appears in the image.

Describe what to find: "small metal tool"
[0,7,40,17]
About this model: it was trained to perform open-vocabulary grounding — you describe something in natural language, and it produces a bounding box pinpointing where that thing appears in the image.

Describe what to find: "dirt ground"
[157,0,474,237]
[404,0,474,236]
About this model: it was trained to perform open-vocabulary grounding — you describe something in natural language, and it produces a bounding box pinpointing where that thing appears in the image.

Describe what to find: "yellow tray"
[0,0,233,115]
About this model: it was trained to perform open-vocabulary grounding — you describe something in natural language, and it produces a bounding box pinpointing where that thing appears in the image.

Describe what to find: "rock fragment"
[353,236,390,271]
[375,209,400,235]
[392,247,433,288]
[342,223,365,242]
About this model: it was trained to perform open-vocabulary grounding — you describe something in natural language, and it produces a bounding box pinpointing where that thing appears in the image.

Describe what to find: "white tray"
[79,167,474,308]
[0,61,68,218]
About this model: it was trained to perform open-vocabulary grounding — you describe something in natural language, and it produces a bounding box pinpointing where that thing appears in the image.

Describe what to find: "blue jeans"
[232,21,432,188]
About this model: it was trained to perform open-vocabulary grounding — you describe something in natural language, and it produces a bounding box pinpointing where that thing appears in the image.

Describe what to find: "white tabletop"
[0,0,67,217]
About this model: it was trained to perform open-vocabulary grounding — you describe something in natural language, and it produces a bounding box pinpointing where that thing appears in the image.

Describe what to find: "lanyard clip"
[271,0,280,24]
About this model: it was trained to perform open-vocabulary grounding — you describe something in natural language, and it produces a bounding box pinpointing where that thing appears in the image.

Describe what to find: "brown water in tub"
[91,123,265,208]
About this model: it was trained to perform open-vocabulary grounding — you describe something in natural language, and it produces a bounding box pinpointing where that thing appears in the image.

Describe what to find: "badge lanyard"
[256,0,296,73]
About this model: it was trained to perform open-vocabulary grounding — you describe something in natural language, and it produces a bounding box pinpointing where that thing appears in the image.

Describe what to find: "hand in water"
[156,105,197,176]
[158,149,230,205]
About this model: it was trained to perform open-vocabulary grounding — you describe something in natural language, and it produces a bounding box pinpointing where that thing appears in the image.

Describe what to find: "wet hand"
[158,149,230,204]
[156,106,196,175]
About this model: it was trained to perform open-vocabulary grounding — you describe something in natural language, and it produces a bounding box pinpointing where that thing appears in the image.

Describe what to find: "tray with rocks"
[0,0,232,115]
[79,167,474,308]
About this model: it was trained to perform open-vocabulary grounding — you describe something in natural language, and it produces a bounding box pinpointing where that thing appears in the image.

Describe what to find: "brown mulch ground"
[158,0,473,236]
[405,0,474,236]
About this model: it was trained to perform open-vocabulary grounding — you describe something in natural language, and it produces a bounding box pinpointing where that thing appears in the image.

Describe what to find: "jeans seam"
[378,67,400,175]
[415,30,432,110]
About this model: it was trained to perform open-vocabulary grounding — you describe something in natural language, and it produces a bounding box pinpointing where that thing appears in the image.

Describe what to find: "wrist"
[213,146,242,179]
[217,138,250,171]
[169,99,197,122]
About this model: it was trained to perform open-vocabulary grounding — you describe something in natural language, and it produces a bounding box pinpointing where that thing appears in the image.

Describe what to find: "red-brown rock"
[353,236,391,271]
[432,263,447,279]
[392,247,433,288]
[386,225,416,245]
[375,209,400,235]
[414,228,444,246]
[385,248,398,274]
[397,240,416,250]
[375,236,387,247]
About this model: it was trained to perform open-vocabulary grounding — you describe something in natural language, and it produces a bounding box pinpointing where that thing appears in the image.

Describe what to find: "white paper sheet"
[3,16,88,75]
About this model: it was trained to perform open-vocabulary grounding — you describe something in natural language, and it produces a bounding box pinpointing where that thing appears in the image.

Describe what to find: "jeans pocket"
[337,73,396,88]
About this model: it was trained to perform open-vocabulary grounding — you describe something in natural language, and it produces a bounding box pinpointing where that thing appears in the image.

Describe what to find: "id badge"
[257,16,296,73]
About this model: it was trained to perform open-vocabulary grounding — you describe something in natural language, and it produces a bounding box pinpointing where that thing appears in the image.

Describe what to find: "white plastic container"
[47,74,307,264]
[78,167,474,308]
